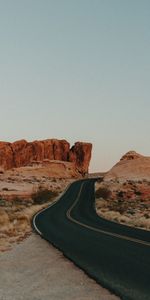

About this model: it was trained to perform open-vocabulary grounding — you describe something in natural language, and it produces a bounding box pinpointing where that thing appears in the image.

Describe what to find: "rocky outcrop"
[0,142,14,170]
[12,139,70,167]
[0,139,92,175]
[69,142,92,175]
[120,151,142,161]
[104,151,150,182]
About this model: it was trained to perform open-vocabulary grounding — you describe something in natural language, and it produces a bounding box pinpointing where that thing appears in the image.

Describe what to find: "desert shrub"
[31,187,58,204]
[0,199,6,206]
[2,187,9,191]
[51,178,57,182]
[127,209,135,215]
[95,187,111,200]
[144,213,149,219]
[97,178,103,183]
[117,191,124,198]
[0,208,9,226]
[12,197,25,206]
[135,191,142,196]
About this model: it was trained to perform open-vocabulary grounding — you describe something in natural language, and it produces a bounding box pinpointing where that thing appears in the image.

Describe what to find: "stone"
[0,139,92,176]
[104,151,150,182]
[69,142,92,175]
[120,151,142,161]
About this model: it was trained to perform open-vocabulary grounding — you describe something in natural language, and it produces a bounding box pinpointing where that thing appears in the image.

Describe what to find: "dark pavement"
[33,179,150,300]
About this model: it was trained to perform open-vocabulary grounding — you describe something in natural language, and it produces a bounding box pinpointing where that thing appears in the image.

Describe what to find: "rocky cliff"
[0,139,92,175]
[69,142,92,175]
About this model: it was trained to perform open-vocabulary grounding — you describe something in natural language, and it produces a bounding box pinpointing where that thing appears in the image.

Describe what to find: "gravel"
[0,233,120,300]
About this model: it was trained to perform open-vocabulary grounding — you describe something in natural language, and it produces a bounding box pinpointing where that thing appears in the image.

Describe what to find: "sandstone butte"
[0,139,92,176]
[104,150,150,182]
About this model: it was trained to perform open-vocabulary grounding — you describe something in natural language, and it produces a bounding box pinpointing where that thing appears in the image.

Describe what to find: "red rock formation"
[0,139,92,176]
[69,142,92,175]
[0,142,14,170]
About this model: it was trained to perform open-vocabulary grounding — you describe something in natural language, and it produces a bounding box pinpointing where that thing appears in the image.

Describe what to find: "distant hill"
[104,151,150,182]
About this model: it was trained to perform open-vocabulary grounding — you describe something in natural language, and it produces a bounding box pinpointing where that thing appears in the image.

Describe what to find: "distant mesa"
[0,139,92,176]
[104,150,150,182]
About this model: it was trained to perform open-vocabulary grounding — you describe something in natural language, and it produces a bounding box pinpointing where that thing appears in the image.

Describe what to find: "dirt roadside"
[0,233,120,300]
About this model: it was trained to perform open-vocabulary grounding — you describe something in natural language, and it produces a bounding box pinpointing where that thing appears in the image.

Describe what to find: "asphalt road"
[33,179,150,300]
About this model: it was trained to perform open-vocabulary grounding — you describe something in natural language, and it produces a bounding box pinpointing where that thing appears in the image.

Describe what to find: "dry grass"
[95,187,111,200]
[0,185,63,252]
[0,167,74,252]
[95,180,150,231]
[31,186,58,204]
[96,206,150,230]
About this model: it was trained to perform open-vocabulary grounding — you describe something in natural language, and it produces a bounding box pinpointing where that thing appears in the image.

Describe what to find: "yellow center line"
[66,183,150,247]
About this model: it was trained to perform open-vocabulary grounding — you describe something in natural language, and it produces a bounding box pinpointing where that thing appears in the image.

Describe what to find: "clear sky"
[0,0,150,172]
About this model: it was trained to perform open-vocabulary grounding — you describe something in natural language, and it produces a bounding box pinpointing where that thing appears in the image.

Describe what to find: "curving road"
[33,179,150,300]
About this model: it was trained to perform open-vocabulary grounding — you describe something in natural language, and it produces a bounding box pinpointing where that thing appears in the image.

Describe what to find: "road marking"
[33,200,57,236]
[66,183,150,247]
[33,182,74,236]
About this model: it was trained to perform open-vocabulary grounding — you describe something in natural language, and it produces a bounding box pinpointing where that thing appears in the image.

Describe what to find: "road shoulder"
[0,233,120,300]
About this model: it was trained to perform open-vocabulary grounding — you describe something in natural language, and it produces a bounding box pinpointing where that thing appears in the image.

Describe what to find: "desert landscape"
[0,138,92,252]
[0,141,150,254]
[0,138,121,300]
[1,3,150,299]
[95,151,150,230]
[0,139,149,300]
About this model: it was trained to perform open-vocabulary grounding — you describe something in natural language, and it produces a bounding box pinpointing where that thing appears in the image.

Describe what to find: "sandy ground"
[0,233,120,300]
[0,165,75,201]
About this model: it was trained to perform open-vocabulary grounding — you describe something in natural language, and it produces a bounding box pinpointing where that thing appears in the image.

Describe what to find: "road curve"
[33,179,150,300]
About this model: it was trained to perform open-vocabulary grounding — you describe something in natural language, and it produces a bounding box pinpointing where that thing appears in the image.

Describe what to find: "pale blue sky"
[0,0,150,171]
